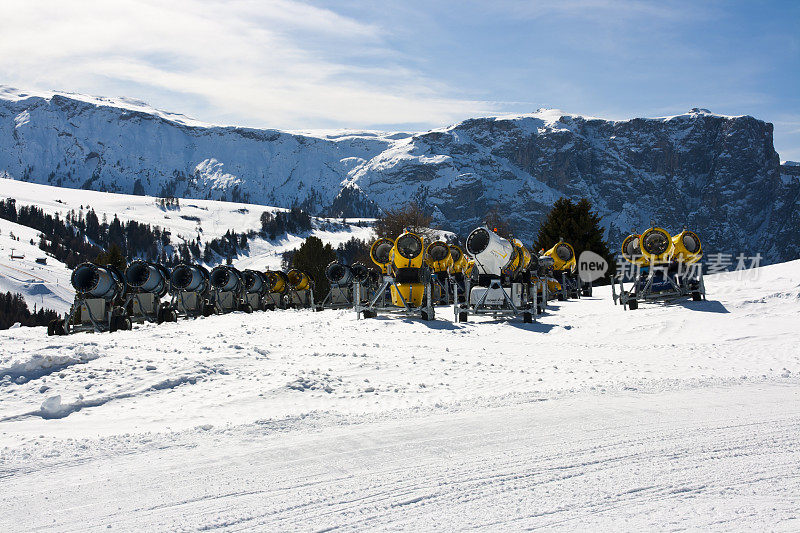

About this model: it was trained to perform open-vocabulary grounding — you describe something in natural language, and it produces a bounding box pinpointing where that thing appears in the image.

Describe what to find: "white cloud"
[0,0,499,128]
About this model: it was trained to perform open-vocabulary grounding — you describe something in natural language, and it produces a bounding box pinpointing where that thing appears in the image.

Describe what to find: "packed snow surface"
[1,260,799,530]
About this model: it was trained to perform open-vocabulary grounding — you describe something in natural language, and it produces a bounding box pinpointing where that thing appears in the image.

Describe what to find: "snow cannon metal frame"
[355,231,435,321]
[612,227,706,310]
[454,227,538,324]
[49,262,130,335]
[124,260,177,324]
[209,265,250,314]
[170,263,213,318]
[286,269,316,309]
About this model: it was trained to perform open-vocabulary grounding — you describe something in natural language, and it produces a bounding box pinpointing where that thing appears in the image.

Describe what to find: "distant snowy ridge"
[1,86,798,262]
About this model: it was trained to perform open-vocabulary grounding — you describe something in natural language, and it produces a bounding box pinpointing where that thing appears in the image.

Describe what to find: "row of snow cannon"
[47,261,316,335]
[347,226,588,322]
[614,227,706,310]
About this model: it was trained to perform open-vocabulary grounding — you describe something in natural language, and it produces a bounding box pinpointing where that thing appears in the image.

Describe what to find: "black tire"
[241,303,253,314]
[54,321,66,336]
[109,316,119,333]
[537,305,544,315]
[523,312,532,323]
[692,291,702,301]
[557,293,566,301]
[583,288,592,297]
[156,308,165,324]
[167,309,178,322]
[265,304,276,311]
[420,310,433,321]
[122,317,133,330]
[628,299,638,310]
[458,311,468,323]
[203,304,214,317]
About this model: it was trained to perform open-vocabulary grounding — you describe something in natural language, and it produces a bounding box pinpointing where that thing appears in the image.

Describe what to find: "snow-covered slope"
[0,218,73,313]
[0,177,374,312]
[2,87,798,263]
[0,259,798,529]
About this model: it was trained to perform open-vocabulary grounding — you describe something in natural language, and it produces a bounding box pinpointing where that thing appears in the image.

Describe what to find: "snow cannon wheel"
[523,312,533,323]
[628,299,638,310]
[692,291,702,302]
[458,311,468,323]
[362,310,376,319]
[582,287,592,297]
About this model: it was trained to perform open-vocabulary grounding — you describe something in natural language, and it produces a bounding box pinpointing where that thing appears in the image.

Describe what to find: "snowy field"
[1,259,798,530]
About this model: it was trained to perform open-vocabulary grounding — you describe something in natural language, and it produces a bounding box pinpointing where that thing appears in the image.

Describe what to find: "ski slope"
[0,177,374,313]
[0,218,73,312]
[1,259,798,530]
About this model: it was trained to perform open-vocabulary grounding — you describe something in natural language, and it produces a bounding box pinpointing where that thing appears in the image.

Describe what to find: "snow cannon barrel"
[125,260,170,297]
[209,265,243,292]
[621,234,648,266]
[287,269,311,291]
[350,262,371,284]
[392,232,425,269]
[71,262,125,300]
[370,238,394,274]
[640,227,674,264]
[671,230,702,264]
[325,261,353,286]
[243,269,268,295]
[170,264,209,293]
[544,242,576,272]
[449,244,467,274]
[425,241,452,273]
[508,238,532,275]
[465,226,514,276]
[265,271,289,293]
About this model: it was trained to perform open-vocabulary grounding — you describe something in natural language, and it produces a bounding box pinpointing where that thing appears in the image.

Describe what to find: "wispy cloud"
[0,0,500,128]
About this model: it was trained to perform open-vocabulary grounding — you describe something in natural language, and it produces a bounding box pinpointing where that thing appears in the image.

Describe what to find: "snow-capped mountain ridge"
[1,86,798,262]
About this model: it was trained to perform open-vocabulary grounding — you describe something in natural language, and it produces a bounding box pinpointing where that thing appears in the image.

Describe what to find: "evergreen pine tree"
[535,198,615,282]
[290,236,337,298]
[95,243,127,271]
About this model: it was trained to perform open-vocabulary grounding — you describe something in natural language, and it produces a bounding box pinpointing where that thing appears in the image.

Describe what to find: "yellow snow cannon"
[506,238,532,277]
[287,269,311,291]
[390,231,425,307]
[424,240,452,273]
[449,244,468,275]
[544,241,576,272]
[370,237,394,274]
[640,227,674,264]
[266,270,288,293]
[621,234,648,265]
[464,260,476,280]
[671,230,703,264]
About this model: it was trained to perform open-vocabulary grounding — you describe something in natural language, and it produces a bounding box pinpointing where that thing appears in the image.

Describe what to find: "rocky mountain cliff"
[1,87,798,263]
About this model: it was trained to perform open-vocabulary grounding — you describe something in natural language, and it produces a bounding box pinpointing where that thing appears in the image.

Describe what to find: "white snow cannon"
[455,226,537,323]
[49,262,130,335]
[170,263,213,318]
[124,260,176,324]
[242,269,269,312]
[209,265,249,314]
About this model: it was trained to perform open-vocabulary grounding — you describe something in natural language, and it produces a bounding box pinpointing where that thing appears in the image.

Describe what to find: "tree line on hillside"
[0,292,60,330]
[0,198,320,271]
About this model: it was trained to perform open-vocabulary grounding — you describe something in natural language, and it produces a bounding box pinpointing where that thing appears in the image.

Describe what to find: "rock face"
[1,88,798,263]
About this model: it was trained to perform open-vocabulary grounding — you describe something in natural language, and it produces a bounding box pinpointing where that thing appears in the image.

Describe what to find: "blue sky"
[2,0,798,159]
